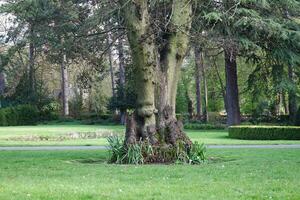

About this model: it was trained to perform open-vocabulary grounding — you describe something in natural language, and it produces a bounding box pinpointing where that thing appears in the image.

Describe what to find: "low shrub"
[4,107,18,126]
[0,110,7,126]
[82,118,119,125]
[16,104,39,125]
[77,113,119,125]
[184,123,226,130]
[229,126,300,140]
[0,104,39,126]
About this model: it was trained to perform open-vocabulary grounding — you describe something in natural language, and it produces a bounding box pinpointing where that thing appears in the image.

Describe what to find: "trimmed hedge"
[0,105,39,126]
[229,126,300,140]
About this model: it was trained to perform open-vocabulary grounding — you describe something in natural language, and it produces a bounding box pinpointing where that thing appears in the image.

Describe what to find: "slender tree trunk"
[279,91,284,115]
[194,46,203,118]
[288,65,297,122]
[28,25,35,100]
[118,38,126,125]
[186,90,194,120]
[213,59,228,111]
[61,53,69,117]
[282,92,289,115]
[202,54,209,122]
[107,33,116,98]
[224,47,241,126]
[0,72,5,108]
[274,93,281,116]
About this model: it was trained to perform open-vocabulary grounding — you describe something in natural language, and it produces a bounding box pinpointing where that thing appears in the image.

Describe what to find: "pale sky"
[0,0,15,44]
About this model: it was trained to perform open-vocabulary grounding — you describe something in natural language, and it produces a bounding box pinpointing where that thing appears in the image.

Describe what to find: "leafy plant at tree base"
[107,136,126,164]
[107,136,153,165]
[107,136,206,165]
[187,142,206,164]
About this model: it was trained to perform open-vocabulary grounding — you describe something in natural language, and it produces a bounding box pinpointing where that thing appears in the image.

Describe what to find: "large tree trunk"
[194,46,203,118]
[120,0,192,155]
[288,65,298,122]
[121,0,158,144]
[117,38,126,125]
[224,47,241,126]
[61,53,69,117]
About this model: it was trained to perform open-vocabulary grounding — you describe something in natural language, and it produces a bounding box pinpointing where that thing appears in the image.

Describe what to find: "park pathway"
[1,144,300,151]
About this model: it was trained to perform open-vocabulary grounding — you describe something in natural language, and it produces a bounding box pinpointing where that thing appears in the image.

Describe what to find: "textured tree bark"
[120,0,192,150]
[224,47,241,126]
[61,53,69,117]
[194,46,203,118]
[288,65,298,122]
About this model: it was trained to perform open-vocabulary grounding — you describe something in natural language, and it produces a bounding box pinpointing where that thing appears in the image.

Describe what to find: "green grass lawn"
[0,149,299,200]
[0,124,300,146]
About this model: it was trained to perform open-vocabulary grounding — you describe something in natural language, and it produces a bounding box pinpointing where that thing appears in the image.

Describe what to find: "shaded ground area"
[0,124,300,146]
[1,144,300,151]
[0,149,299,200]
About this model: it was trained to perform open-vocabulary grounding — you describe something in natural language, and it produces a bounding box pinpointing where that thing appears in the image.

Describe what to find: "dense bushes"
[184,123,226,130]
[0,105,39,126]
[229,126,300,140]
[295,107,300,126]
[247,115,291,125]
[78,113,118,125]
[40,102,60,121]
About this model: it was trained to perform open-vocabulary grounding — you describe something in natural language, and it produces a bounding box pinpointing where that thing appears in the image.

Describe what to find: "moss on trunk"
[120,0,193,162]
